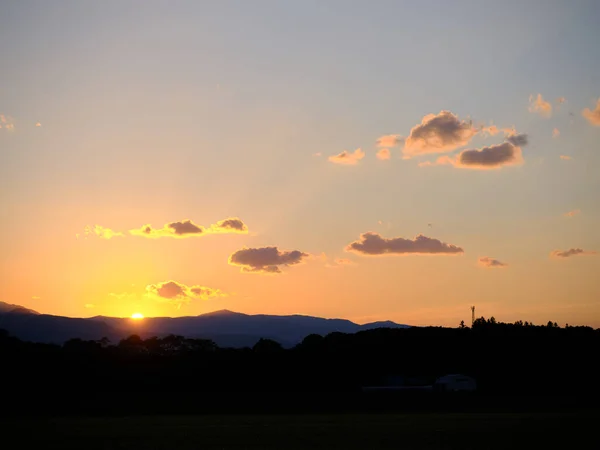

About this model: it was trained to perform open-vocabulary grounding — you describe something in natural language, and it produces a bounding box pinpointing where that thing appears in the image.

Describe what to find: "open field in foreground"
[2,411,599,450]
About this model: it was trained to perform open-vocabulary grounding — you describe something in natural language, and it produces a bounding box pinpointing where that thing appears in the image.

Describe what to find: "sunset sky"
[1,1,599,327]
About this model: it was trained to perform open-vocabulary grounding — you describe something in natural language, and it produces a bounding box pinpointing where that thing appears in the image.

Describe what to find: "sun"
[131,312,144,320]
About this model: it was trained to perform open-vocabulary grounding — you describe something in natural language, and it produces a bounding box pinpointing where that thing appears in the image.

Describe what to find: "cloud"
[550,248,597,259]
[376,134,402,148]
[478,125,516,138]
[557,97,566,104]
[582,99,600,126]
[328,148,365,165]
[0,114,15,131]
[478,257,507,268]
[145,280,225,308]
[84,225,124,239]
[528,94,552,118]
[552,128,560,138]
[403,111,477,157]
[564,209,580,218]
[345,232,463,256]
[325,257,356,268]
[209,217,249,234]
[560,155,572,160]
[31,296,41,300]
[35,122,41,127]
[130,218,248,238]
[506,133,529,147]
[313,152,322,157]
[376,148,391,160]
[455,140,524,170]
[421,135,526,170]
[229,247,309,273]
[85,304,95,308]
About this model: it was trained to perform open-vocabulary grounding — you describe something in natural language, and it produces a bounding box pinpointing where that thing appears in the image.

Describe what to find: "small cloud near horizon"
[552,128,560,138]
[229,246,309,273]
[564,209,580,218]
[328,148,365,165]
[326,257,356,268]
[146,280,226,308]
[550,248,596,259]
[130,217,248,238]
[84,225,124,239]
[478,257,508,268]
[345,232,463,256]
[560,155,572,160]
[582,99,600,126]
[529,94,552,118]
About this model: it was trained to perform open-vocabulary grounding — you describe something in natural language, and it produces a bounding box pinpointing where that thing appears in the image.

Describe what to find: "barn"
[433,374,476,392]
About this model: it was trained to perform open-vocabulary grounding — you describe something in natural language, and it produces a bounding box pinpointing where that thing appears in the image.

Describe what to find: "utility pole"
[471,306,475,326]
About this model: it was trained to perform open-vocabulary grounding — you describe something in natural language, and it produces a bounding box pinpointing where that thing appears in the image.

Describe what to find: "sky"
[1,0,599,327]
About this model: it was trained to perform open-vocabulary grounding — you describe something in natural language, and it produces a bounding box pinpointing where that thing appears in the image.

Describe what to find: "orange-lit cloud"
[478,124,517,138]
[552,128,560,138]
[0,114,15,131]
[145,280,226,308]
[556,97,566,104]
[345,232,463,256]
[328,148,365,165]
[229,247,309,273]
[209,217,249,234]
[31,296,41,300]
[560,155,572,160]
[402,111,477,157]
[131,219,204,238]
[478,257,507,268]
[582,99,600,126]
[325,257,356,268]
[564,209,580,218]
[35,122,42,127]
[550,248,597,259]
[84,225,124,239]
[528,94,552,118]
[376,148,391,160]
[130,217,248,238]
[376,134,402,148]
[454,140,525,170]
[419,136,526,170]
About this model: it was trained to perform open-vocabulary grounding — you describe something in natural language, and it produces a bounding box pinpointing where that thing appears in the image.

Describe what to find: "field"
[2,411,598,450]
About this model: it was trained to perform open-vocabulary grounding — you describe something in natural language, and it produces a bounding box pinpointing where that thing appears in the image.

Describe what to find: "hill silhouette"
[0,303,409,347]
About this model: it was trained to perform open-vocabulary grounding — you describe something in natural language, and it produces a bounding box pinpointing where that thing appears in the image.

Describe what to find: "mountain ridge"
[0,302,411,348]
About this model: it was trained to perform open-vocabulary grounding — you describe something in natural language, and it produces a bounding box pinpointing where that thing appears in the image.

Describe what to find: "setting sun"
[131,313,144,320]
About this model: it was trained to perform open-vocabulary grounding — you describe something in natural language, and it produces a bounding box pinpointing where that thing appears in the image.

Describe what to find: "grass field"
[2,411,599,449]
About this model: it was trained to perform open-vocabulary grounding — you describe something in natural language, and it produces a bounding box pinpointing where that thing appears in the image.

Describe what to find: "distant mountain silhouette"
[0,301,40,315]
[0,304,410,347]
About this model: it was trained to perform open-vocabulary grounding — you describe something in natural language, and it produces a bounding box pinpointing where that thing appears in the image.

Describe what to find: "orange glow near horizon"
[131,313,144,320]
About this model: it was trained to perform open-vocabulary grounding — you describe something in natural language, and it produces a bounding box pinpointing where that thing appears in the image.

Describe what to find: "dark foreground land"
[2,411,598,450]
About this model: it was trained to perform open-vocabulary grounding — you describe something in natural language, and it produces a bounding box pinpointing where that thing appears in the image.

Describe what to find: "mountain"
[0,301,40,315]
[0,304,410,347]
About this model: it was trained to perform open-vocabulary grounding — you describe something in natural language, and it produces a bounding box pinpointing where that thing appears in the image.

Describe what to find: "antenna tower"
[471,306,475,326]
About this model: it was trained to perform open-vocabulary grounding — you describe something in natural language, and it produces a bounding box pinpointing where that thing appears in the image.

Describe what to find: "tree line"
[1,317,599,415]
